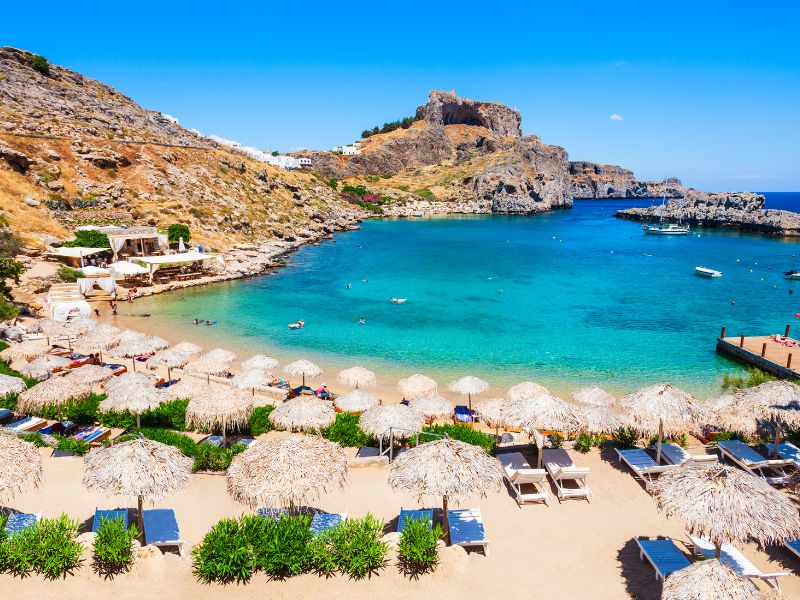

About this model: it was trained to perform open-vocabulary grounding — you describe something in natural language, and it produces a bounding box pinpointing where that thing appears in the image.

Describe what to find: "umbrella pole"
[222,414,227,447]
[132,358,136,372]
[468,393,472,412]
[656,419,664,465]
[773,422,781,459]
[167,367,171,380]
[136,413,141,430]
[137,495,144,538]
[715,542,721,559]
[443,495,449,542]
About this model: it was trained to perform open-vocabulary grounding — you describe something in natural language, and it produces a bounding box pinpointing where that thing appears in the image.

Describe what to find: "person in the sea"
[193,318,200,325]
[359,316,366,325]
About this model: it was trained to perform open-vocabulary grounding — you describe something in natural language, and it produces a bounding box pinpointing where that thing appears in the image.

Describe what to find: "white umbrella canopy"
[337,366,376,389]
[99,378,164,428]
[63,364,115,387]
[184,348,237,381]
[185,387,253,445]
[662,559,765,600]
[0,433,43,503]
[571,386,616,408]
[163,379,211,401]
[334,389,380,413]
[111,335,169,369]
[19,354,71,377]
[227,434,348,510]
[398,374,438,400]
[0,373,27,397]
[241,354,278,372]
[360,404,424,440]
[503,394,583,432]
[269,397,336,432]
[409,394,454,419]
[0,339,50,362]
[104,371,157,394]
[231,369,273,395]
[17,376,91,418]
[507,380,550,402]
[448,376,488,410]
[283,359,322,387]
[36,317,96,340]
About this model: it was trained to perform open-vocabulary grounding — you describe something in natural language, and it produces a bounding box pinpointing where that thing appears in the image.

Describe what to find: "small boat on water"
[643,179,690,235]
[785,270,800,280]
[288,320,305,329]
[695,266,722,278]
[390,298,407,304]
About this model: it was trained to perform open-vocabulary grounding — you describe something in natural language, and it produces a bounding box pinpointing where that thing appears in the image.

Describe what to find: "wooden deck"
[717,330,800,379]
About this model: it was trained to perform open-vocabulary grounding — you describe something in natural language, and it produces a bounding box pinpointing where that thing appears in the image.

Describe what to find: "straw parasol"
[17,376,91,419]
[337,366,376,389]
[398,373,438,400]
[99,376,164,429]
[104,371,157,394]
[409,393,454,421]
[0,339,50,363]
[284,359,322,388]
[620,384,704,464]
[231,369,273,396]
[662,559,764,600]
[388,436,504,533]
[475,397,511,437]
[571,386,616,408]
[449,375,488,411]
[652,463,800,558]
[227,434,348,510]
[163,378,211,401]
[148,348,191,379]
[171,341,202,357]
[269,397,336,432]
[0,373,26,397]
[184,348,237,382]
[241,354,278,372]
[503,394,583,432]
[507,380,550,402]
[578,405,623,434]
[185,386,253,446]
[71,323,121,357]
[19,354,71,378]
[82,437,192,535]
[0,433,43,503]
[360,404,424,440]
[36,317,96,343]
[730,381,800,459]
[63,364,115,387]
[334,389,380,413]
[111,334,169,371]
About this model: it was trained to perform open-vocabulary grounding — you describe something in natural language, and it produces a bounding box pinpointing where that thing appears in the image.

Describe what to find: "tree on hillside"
[167,224,191,244]
[61,230,110,248]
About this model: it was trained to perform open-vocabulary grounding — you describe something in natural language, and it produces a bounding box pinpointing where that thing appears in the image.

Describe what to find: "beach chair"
[634,537,691,581]
[398,509,434,533]
[4,416,46,432]
[448,508,489,554]
[38,421,76,436]
[201,435,224,447]
[763,442,800,468]
[73,425,111,444]
[238,437,258,448]
[716,440,793,485]
[142,509,185,556]
[257,507,290,519]
[686,534,790,590]
[310,512,346,536]
[656,442,718,466]
[615,448,675,491]
[4,513,41,536]
[784,538,800,560]
[498,451,549,505]
[542,448,592,501]
[92,509,129,533]
[454,405,476,426]
[0,408,13,423]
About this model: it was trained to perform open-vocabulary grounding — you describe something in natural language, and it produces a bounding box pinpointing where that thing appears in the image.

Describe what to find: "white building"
[332,141,361,155]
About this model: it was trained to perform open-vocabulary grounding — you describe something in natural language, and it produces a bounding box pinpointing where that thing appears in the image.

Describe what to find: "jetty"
[716,325,800,380]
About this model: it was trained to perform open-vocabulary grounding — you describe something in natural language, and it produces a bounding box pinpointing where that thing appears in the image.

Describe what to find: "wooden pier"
[716,324,800,380]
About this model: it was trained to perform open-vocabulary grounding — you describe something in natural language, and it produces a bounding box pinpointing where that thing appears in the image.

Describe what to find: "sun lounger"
[448,508,488,554]
[634,537,691,581]
[4,513,41,536]
[686,534,790,590]
[103,363,127,376]
[73,425,110,444]
[310,512,346,536]
[92,509,129,533]
[763,442,800,468]
[257,507,289,519]
[398,509,434,533]
[615,448,675,491]
[238,437,258,447]
[454,405,476,425]
[142,509,184,556]
[785,538,800,560]
[498,452,549,505]
[542,448,592,501]
[0,408,13,423]
[656,442,718,466]
[4,415,46,432]
[38,421,76,436]
[201,435,224,447]
[716,440,793,485]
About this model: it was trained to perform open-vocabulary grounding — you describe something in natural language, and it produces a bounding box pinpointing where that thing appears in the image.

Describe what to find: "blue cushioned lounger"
[635,538,691,581]
[143,509,184,555]
[448,508,488,554]
[257,507,289,520]
[454,406,474,424]
[0,408,13,423]
[785,538,800,560]
[92,509,128,533]
[763,442,800,468]
[310,513,345,536]
[201,435,224,447]
[398,509,434,533]
[4,513,39,536]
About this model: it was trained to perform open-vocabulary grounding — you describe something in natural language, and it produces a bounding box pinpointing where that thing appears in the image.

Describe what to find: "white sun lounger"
[716,440,793,486]
[497,451,549,505]
[448,508,489,554]
[656,442,718,466]
[634,537,691,581]
[615,448,675,490]
[542,448,591,502]
[762,442,800,468]
[686,534,790,590]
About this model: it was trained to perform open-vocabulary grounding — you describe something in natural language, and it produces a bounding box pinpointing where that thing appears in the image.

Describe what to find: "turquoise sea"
[129,193,800,397]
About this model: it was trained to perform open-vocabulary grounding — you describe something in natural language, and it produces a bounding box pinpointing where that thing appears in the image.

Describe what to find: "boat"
[695,267,722,278]
[288,320,305,329]
[785,270,800,280]
[390,298,407,304]
[643,179,690,235]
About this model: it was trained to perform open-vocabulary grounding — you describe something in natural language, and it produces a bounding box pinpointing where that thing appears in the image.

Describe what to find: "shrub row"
[321,413,375,448]
[0,514,83,579]
[419,424,497,455]
[116,428,247,472]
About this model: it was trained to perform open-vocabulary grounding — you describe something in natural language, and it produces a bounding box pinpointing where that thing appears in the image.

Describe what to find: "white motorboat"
[785,270,800,280]
[390,298,407,304]
[695,266,722,278]
[643,179,690,235]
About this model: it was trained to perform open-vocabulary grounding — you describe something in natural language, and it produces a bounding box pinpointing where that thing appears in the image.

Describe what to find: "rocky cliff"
[615,191,800,236]
[569,161,685,199]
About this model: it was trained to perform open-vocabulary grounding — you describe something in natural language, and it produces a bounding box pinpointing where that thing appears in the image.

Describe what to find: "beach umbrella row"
[100,374,164,429]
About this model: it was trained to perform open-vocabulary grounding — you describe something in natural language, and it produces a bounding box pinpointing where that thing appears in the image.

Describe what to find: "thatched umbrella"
[0,433,43,503]
[283,359,322,388]
[19,354,71,378]
[578,405,623,434]
[662,559,764,600]
[731,381,800,459]
[227,434,348,511]
[388,437,504,533]
[620,384,703,464]
[571,386,616,408]
[36,318,96,345]
[652,464,800,559]
[231,369,273,396]
[0,339,49,363]
[504,394,583,466]
[17,376,91,419]
[82,437,192,535]
[99,377,164,429]
[163,378,210,401]
[111,334,169,371]
[71,324,121,358]
[64,364,114,387]
[184,348,237,383]
[269,397,336,432]
[104,371,156,392]
[241,354,278,372]
[148,348,191,379]
[398,374,437,400]
[171,341,202,357]
[337,366,376,389]
[334,389,379,413]
[360,404,424,440]
[185,387,253,446]
[507,380,549,402]
[476,397,510,438]
[409,394,454,421]
[0,374,26,397]
[449,376,488,411]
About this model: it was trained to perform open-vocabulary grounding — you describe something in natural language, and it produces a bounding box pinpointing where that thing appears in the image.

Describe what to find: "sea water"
[130,193,800,397]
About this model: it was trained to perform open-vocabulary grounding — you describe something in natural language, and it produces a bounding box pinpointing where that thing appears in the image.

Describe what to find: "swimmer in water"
[359,316,366,325]
[346,283,352,289]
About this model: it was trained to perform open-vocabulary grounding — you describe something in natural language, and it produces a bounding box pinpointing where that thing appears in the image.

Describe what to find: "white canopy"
[48,299,91,322]
[77,276,116,295]
[134,251,215,265]
[80,265,110,275]
[49,247,107,260]
[108,261,149,276]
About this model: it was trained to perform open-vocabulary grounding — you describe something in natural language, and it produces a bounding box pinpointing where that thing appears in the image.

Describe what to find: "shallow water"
[129,194,800,397]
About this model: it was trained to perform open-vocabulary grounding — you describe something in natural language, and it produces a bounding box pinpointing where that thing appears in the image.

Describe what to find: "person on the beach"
[111,302,118,316]
[94,308,100,317]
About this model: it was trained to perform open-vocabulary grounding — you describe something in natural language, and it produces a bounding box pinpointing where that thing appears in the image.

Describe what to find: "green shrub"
[327,179,338,190]
[322,413,374,448]
[97,409,135,430]
[30,54,50,75]
[397,516,443,577]
[647,433,687,448]
[307,529,338,576]
[721,368,777,391]
[167,223,191,243]
[141,399,189,430]
[19,432,51,447]
[709,430,743,442]
[414,187,436,201]
[54,435,91,456]
[613,426,640,449]
[0,392,19,410]
[0,298,19,322]
[1,514,83,579]
[57,266,85,282]
[248,405,274,436]
[192,516,255,583]
[256,514,313,578]
[548,432,565,448]
[420,424,496,455]
[39,393,103,424]
[61,230,109,248]
[355,200,383,214]
[138,427,197,456]
[574,433,599,453]
[326,514,388,579]
[0,514,8,570]
[0,258,25,301]
[192,442,246,472]
[92,516,137,577]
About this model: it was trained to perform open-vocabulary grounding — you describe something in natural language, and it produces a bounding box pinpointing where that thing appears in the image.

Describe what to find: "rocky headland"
[569,162,685,199]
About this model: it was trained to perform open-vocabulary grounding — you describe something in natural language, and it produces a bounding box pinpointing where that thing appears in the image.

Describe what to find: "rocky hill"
[569,162,685,199]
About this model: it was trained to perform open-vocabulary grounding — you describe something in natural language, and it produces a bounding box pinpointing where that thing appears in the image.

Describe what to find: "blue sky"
[4,1,799,190]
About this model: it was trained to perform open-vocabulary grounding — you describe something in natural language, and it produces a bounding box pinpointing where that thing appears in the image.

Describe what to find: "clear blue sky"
[4,1,799,190]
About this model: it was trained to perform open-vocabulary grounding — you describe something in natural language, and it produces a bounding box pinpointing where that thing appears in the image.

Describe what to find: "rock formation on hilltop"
[569,162,685,199]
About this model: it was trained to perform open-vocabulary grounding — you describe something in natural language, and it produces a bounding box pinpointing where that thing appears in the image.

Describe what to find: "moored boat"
[695,266,722,278]
[784,270,800,280]
[643,179,690,235]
